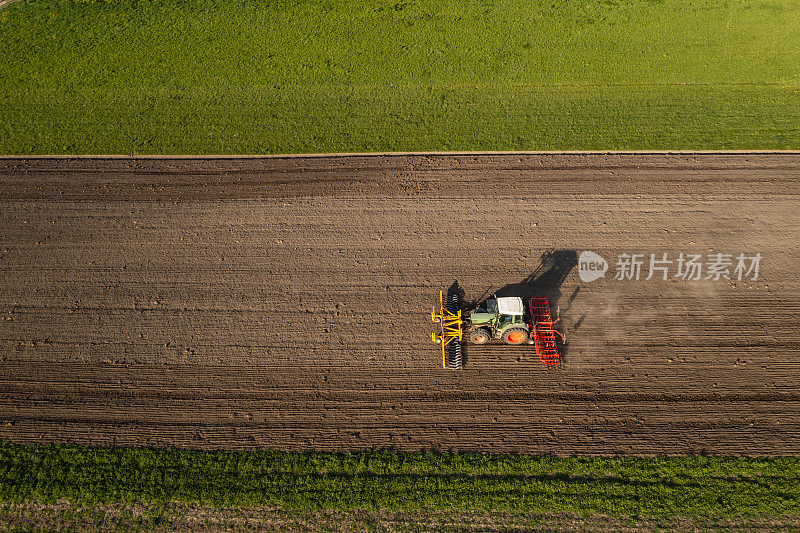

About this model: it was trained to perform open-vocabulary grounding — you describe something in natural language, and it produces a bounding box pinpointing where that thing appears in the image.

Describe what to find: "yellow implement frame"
[431,290,463,368]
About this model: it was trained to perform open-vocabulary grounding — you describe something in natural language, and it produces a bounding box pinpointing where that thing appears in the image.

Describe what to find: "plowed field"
[1,153,799,455]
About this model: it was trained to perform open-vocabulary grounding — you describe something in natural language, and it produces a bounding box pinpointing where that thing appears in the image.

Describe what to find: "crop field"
[3,442,800,529]
[2,0,800,154]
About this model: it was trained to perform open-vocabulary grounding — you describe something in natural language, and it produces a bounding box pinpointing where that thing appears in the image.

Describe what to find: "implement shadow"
[494,249,578,305]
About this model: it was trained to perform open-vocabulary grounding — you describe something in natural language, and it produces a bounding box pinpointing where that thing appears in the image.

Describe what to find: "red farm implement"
[528,297,564,365]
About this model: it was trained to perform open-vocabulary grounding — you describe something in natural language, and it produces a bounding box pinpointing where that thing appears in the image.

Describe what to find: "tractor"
[431,251,576,369]
[432,291,564,369]
[467,296,530,345]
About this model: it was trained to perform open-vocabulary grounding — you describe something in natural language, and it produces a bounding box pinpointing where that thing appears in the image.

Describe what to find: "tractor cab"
[496,296,524,318]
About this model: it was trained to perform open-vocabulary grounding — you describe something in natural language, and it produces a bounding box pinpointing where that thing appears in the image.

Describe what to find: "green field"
[3,441,800,522]
[1,0,799,154]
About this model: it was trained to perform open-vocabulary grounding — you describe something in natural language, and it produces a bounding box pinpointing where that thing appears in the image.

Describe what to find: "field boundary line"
[2,150,800,160]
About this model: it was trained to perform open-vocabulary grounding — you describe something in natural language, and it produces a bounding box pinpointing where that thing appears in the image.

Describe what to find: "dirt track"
[1,153,799,455]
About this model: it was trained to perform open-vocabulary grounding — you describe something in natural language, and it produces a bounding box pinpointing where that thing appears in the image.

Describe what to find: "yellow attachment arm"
[430,290,463,368]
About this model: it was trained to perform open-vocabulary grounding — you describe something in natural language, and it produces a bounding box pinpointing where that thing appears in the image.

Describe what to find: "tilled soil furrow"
[1,153,799,454]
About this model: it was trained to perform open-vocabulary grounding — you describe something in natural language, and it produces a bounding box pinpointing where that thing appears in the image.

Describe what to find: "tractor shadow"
[493,249,578,305]
[449,249,578,366]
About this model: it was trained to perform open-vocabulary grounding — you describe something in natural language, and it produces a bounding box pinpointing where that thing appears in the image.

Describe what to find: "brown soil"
[1,153,799,455]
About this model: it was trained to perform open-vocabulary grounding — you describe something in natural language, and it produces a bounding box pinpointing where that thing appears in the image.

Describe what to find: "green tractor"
[468,296,531,345]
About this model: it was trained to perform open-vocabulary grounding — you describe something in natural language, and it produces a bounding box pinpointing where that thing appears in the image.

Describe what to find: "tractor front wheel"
[502,328,529,345]
[469,328,491,344]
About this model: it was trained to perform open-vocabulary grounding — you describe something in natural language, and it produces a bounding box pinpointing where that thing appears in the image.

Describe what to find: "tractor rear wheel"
[502,328,529,345]
[469,328,491,344]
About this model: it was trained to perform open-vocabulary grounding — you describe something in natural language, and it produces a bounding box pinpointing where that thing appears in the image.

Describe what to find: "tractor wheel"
[469,328,491,345]
[502,328,529,345]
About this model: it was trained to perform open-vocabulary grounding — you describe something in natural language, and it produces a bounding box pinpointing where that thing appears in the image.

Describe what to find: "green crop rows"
[1,0,799,154]
[2,441,800,517]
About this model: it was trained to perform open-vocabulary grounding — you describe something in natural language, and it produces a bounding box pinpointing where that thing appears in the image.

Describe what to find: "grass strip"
[1,0,799,153]
[4,502,800,531]
[2,441,800,517]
